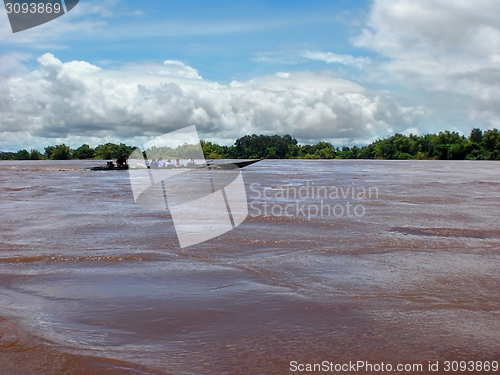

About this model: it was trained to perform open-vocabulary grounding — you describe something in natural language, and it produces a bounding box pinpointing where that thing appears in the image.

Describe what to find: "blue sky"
[5,0,372,80]
[1,0,500,151]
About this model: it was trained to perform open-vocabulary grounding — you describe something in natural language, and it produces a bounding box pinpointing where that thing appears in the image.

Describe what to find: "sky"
[1,0,500,151]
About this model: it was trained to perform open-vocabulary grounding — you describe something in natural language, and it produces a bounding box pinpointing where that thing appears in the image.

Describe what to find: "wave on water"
[388,227,496,239]
[0,251,179,264]
[0,316,161,375]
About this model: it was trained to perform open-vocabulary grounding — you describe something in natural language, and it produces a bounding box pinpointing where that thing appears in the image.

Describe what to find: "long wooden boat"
[90,159,262,171]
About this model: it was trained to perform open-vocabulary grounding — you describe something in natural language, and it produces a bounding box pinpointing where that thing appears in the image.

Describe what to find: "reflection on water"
[0,160,499,374]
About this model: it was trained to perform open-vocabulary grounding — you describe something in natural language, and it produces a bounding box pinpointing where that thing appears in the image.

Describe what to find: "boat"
[90,165,129,171]
[90,159,262,171]
[207,159,263,169]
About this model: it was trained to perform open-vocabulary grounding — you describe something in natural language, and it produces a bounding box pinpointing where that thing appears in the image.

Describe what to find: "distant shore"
[1,127,499,161]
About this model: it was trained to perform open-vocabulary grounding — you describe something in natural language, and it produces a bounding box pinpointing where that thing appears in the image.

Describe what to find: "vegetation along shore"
[1,128,499,161]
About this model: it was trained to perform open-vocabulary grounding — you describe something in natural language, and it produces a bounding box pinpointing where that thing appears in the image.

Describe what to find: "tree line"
[1,128,500,160]
[203,128,500,160]
[0,143,137,161]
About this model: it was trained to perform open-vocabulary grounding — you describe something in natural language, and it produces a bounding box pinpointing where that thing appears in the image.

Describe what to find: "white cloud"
[352,0,500,129]
[302,51,371,69]
[161,60,201,79]
[274,72,290,78]
[0,53,424,151]
[354,0,500,58]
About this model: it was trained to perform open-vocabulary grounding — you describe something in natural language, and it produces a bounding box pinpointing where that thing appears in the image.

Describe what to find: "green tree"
[373,138,396,159]
[232,134,298,159]
[44,145,55,159]
[0,152,16,160]
[29,149,45,160]
[94,143,135,159]
[16,149,30,160]
[201,140,226,159]
[356,145,375,159]
[73,144,95,159]
[482,128,500,159]
[469,128,483,144]
[49,144,72,160]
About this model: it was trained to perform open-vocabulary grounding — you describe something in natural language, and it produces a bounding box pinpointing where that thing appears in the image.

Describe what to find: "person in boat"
[157,157,165,168]
[173,158,180,167]
[107,161,115,169]
[116,154,128,169]
[184,158,195,167]
[150,159,158,168]
[165,159,173,168]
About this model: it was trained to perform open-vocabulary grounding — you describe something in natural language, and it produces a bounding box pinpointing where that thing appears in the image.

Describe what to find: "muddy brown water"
[0,160,498,374]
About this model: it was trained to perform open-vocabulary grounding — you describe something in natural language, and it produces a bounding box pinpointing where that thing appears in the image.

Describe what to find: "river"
[0,160,498,374]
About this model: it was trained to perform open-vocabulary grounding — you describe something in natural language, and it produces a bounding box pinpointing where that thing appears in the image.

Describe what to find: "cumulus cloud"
[161,60,202,79]
[354,0,500,58]
[353,0,500,128]
[0,53,425,150]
